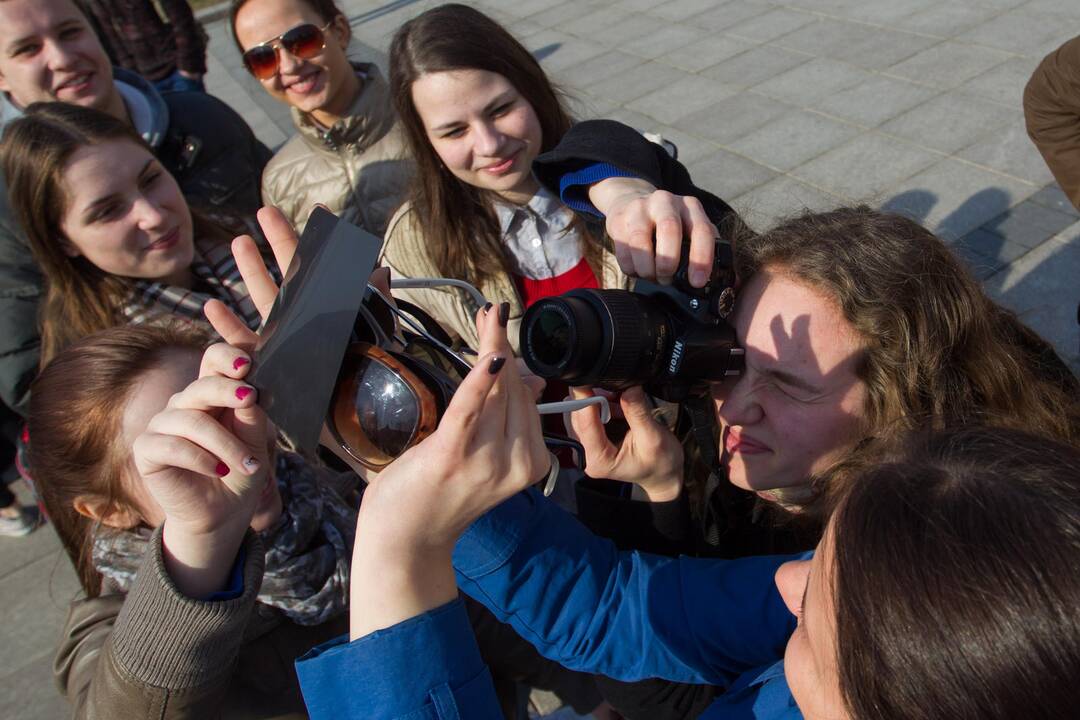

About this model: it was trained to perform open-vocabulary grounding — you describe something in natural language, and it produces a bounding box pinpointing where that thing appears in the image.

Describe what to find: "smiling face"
[713,266,867,502]
[410,68,542,205]
[58,138,194,285]
[775,529,848,720]
[233,0,357,126]
[0,0,122,116]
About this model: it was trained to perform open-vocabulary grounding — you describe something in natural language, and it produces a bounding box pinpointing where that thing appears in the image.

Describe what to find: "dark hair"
[0,102,230,365]
[388,3,602,287]
[734,206,1079,450]
[229,0,344,53]
[831,426,1080,720]
[28,324,208,597]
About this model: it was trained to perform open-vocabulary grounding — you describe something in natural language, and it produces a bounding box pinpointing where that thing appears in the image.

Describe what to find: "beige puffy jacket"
[380,202,633,353]
[1025,35,1080,210]
[261,63,412,235]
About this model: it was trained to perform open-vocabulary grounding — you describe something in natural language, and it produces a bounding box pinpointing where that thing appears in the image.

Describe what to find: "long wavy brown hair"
[728,207,1078,510]
[0,102,229,366]
[28,324,208,598]
[388,3,604,288]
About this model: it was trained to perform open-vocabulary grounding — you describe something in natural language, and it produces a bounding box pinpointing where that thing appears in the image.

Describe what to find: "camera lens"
[523,295,603,378]
[530,308,571,367]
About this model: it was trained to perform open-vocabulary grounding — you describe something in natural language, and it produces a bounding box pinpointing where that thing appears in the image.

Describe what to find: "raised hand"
[132,342,271,598]
[587,177,717,288]
[350,304,550,637]
[566,386,684,502]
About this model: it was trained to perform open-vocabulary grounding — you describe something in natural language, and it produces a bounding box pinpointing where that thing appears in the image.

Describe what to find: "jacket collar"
[292,62,396,152]
[0,67,169,147]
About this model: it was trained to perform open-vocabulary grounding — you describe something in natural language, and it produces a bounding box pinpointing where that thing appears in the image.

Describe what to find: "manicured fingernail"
[215,461,229,477]
[498,302,510,327]
[488,356,506,375]
[690,269,707,287]
[242,456,261,472]
[235,386,254,400]
[483,301,493,313]
[233,357,250,370]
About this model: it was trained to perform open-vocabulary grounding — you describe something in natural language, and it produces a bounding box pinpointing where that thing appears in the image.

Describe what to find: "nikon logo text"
[668,340,685,375]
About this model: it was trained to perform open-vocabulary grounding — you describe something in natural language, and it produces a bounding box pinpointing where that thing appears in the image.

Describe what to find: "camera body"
[520,240,744,401]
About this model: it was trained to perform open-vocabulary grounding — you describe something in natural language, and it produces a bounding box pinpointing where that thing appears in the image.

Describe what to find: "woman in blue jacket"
[294,307,1080,720]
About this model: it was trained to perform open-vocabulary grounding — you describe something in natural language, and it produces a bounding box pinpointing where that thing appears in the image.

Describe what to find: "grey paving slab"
[701,45,811,88]
[0,513,63,579]
[882,158,1035,240]
[659,34,755,73]
[842,0,939,24]
[686,149,778,201]
[886,41,1012,89]
[958,121,1056,185]
[505,17,548,40]
[618,23,710,61]
[527,30,611,73]
[494,0,568,19]
[984,222,1080,374]
[950,228,1013,279]
[0,551,80,682]
[958,56,1041,107]
[647,124,723,165]
[559,50,644,89]
[555,6,627,36]
[957,9,1076,57]
[732,175,844,231]
[724,7,817,43]
[880,91,1016,154]
[772,17,876,58]
[1028,184,1080,218]
[686,1,773,32]
[894,0,1003,37]
[645,0,728,22]
[791,132,941,201]
[0,654,71,720]
[1019,0,1080,16]
[753,58,871,106]
[728,110,862,171]
[828,27,941,72]
[812,75,939,128]
[981,197,1078,249]
[588,12,658,47]
[525,0,603,28]
[582,60,688,105]
[626,75,740,125]
[678,91,796,145]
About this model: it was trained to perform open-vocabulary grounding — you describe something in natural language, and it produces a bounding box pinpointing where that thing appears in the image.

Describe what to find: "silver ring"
[542,451,560,497]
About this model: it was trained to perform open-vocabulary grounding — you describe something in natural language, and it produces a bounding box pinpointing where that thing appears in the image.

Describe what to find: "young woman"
[381,4,719,352]
[30,321,606,719]
[230,0,411,235]
[295,308,1080,720]
[0,101,270,368]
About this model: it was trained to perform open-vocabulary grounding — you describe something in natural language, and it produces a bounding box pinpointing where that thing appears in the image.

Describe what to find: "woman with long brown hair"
[0,101,270,369]
[382,4,723,352]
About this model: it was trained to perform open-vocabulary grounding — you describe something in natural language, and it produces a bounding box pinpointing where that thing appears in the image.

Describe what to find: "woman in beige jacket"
[381,5,633,353]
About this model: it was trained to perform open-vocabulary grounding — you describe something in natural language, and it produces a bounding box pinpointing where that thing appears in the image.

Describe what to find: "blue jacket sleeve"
[296,598,503,720]
[453,488,797,687]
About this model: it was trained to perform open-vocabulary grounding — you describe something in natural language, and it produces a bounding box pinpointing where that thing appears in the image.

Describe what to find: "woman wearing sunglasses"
[380,4,724,354]
[230,0,411,235]
[0,102,273,368]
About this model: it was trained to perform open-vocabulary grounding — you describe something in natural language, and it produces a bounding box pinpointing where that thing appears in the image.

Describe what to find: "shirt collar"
[493,184,568,237]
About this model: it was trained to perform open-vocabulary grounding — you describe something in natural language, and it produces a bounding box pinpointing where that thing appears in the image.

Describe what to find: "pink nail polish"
[235,386,253,400]
[233,357,250,370]
[215,461,229,476]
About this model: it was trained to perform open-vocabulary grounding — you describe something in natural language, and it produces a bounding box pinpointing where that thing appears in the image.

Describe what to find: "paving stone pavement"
[2,1,1077,717]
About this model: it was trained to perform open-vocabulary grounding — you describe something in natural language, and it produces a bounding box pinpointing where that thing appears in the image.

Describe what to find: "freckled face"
[712,267,867,503]
[411,69,542,203]
[59,138,194,284]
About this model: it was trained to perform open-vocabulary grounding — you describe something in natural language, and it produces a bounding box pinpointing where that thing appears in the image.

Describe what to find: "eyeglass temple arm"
[390,278,488,308]
[536,395,612,424]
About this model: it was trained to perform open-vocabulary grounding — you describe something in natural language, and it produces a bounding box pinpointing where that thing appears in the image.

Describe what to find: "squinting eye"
[491,103,512,117]
[441,127,466,139]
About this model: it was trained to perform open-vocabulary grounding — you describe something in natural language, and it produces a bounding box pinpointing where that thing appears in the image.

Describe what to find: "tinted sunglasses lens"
[243,45,278,79]
[353,356,418,460]
[282,23,325,60]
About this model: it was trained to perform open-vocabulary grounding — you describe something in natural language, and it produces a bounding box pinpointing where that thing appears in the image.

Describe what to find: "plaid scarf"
[92,452,357,625]
[121,237,269,334]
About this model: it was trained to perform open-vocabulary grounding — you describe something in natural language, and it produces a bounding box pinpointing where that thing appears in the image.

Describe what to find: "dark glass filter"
[353,357,420,459]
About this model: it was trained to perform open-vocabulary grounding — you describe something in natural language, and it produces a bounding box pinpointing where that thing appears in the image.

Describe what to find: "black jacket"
[0,70,271,416]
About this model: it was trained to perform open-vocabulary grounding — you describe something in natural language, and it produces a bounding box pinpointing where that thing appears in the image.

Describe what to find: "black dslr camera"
[520,240,744,402]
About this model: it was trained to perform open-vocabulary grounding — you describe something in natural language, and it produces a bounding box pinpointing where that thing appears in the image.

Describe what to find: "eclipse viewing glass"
[242,22,331,80]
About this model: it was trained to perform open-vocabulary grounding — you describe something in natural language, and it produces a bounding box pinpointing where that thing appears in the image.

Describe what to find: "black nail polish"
[488,356,506,374]
[498,302,510,327]
[483,301,493,313]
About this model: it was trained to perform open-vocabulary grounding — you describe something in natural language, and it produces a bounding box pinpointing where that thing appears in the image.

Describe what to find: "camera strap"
[684,393,729,549]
